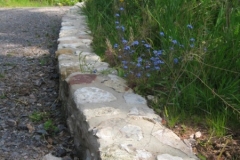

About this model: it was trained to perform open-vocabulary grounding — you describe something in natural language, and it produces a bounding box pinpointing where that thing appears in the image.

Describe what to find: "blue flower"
[122,60,127,64]
[153,50,162,56]
[114,44,118,48]
[131,41,139,46]
[121,26,125,31]
[116,26,120,29]
[160,32,165,36]
[122,39,128,44]
[124,45,130,50]
[115,21,119,25]
[173,58,179,64]
[190,44,194,48]
[115,13,120,17]
[123,65,128,69]
[155,66,160,70]
[119,7,124,11]
[137,57,142,62]
[136,73,141,78]
[145,65,150,69]
[190,38,195,42]
[130,50,135,54]
[144,44,151,48]
[136,63,141,67]
[146,73,151,77]
[179,44,184,48]
[187,24,193,29]
[172,40,177,45]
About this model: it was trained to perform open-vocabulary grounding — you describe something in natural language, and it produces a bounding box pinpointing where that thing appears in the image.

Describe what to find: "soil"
[169,122,240,160]
[0,7,80,160]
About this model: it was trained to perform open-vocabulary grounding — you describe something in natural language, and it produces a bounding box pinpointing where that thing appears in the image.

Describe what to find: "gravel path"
[0,7,79,160]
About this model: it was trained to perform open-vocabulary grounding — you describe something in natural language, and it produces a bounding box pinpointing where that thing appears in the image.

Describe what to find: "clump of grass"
[83,0,240,136]
[0,73,5,78]
[44,119,58,133]
[29,111,48,122]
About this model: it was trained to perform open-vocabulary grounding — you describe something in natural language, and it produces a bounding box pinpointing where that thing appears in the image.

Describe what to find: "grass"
[0,0,80,7]
[82,0,240,137]
[0,73,5,78]
[29,111,48,122]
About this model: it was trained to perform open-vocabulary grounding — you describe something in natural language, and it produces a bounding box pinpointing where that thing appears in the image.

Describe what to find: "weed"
[29,111,48,122]
[39,57,48,66]
[0,73,5,78]
[0,94,6,99]
[44,119,58,132]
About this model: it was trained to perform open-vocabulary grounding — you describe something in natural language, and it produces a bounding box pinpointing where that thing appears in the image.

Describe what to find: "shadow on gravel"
[0,7,79,160]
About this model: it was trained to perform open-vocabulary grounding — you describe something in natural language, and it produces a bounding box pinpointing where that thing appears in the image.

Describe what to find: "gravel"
[0,7,80,160]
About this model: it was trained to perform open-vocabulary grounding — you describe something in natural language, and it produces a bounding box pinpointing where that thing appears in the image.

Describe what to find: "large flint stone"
[103,74,132,93]
[152,129,193,156]
[74,87,117,104]
[157,154,183,160]
[124,93,147,104]
[120,124,143,141]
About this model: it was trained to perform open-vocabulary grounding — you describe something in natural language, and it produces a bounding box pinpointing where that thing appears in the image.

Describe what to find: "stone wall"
[57,3,198,160]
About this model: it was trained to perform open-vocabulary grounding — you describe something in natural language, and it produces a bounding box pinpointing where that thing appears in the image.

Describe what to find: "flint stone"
[5,119,17,127]
[124,93,147,104]
[120,124,143,141]
[42,153,62,160]
[157,154,183,160]
[74,87,116,104]
[152,129,193,156]
[103,74,132,93]
[83,107,119,120]
[136,149,153,160]
[100,144,135,160]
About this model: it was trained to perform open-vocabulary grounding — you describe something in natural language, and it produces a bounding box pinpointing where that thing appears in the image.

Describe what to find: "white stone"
[42,153,62,160]
[120,124,143,140]
[152,129,193,156]
[135,149,153,160]
[157,154,183,160]
[59,60,79,67]
[83,107,119,120]
[194,131,202,139]
[96,127,113,139]
[103,74,130,93]
[124,93,147,104]
[129,107,139,115]
[120,144,135,153]
[74,87,117,104]
[100,144,134,160]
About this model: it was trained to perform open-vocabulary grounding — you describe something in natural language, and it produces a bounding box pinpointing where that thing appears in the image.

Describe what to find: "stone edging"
[57,2,198,160]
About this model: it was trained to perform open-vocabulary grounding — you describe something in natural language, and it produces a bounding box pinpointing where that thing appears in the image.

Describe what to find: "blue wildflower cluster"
[112,6,204,80]
[113,8,166,79]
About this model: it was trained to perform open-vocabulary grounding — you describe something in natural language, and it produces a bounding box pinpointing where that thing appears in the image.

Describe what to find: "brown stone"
[69,74,97,85]
[55,48,74,57]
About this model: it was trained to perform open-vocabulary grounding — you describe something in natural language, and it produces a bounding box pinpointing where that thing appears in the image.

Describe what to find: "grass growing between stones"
[82,0,240,138]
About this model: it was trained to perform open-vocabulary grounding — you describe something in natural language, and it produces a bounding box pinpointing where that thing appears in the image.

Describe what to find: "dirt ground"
[0,7,80,160]
[170,121,240,160]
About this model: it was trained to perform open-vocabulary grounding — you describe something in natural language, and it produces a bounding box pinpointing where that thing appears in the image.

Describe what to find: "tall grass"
[82,0,240,136]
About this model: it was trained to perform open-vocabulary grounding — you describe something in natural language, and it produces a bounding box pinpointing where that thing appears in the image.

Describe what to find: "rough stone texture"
[58,2,199,160]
